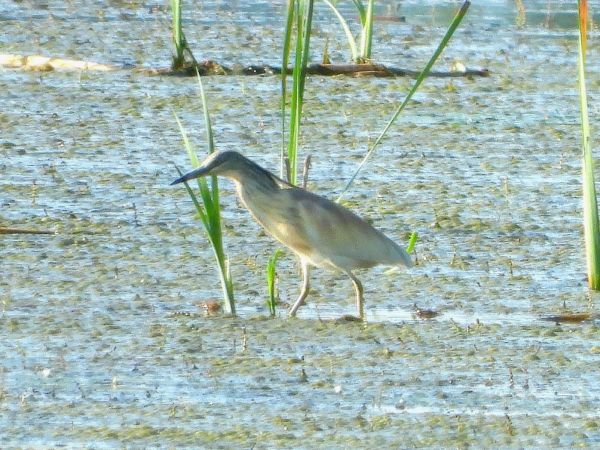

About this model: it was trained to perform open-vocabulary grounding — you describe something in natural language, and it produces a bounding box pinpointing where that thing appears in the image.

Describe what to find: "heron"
[171,150,412,320]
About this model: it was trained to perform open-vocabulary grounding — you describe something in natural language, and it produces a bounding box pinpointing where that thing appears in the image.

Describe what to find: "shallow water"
[2,0,600,448]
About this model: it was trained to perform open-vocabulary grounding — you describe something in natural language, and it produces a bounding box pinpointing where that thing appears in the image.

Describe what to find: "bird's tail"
[397,248,414,268]
[387,242,413,268]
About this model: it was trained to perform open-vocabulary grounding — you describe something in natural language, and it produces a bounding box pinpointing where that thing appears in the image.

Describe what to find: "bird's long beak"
[170,165,210,185]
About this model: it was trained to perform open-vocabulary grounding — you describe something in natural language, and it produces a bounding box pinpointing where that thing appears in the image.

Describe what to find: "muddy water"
[2,0,600,448]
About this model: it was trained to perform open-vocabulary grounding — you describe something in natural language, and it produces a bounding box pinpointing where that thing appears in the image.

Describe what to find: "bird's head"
[171,150,248,185]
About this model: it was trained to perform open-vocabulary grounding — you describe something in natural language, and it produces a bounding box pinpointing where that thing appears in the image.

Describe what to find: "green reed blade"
[359,0,374,60]
[286,0,314,186]
[195,72,220,213]
[338,1,471,201]
[266,249,283,316]
[406,232,418,254]
[323,0,358,62]
[173,106,235,314]
[352,0,366,26]
[170,0,184,69]
[577,0,600,289]
[281,0,296,178]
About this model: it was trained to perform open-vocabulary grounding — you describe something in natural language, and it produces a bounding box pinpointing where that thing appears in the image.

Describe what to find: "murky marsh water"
[2,0,600,447]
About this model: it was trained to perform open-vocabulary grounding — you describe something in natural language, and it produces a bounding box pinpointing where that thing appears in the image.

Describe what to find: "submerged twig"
[302,154,312,189]
[540,312,594,324]
[0,227,55,235]
[0,54,490,78]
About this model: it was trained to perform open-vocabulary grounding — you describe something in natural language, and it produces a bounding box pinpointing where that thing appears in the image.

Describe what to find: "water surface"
[2,0,600,447]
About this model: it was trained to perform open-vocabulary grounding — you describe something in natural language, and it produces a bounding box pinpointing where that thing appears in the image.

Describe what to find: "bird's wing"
[288,188,411,269]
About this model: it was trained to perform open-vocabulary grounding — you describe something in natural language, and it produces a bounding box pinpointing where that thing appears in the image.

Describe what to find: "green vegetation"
[323,0,375,63]
[356,0,375,62]
[281,0,314,185]
[577,0,600,289]
[170,0,196,70]
[406,232,418,254]
[170,0,184,69]
[174,74,235,314]
[266,249,283,316]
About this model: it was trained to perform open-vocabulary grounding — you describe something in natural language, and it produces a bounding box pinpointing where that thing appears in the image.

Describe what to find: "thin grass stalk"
[298,0,314,113]
[352,0,366,25]
[286,0,302,184]
[173,83,235,314]
[286,0,314,186]
[359,0,374,61]
[287,1,303,185]
[266,249,283,316]
[337,1,471,201]
[281,0,296,178]
[577,0,600,289]
[406,231,418,254]
[196,72,219,202]
[323,0,358,62]
[170,0,184,69]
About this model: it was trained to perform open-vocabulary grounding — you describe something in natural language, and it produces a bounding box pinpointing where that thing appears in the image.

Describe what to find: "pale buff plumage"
[172,150,412,319]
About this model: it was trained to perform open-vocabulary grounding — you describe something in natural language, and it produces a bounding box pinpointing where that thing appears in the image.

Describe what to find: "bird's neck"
[226,160,286,193]
[231,169,279,209]
[227,163,290,232]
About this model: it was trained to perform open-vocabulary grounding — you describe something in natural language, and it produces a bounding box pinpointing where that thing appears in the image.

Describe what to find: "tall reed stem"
[359,0,374,61]
[286,0,314,186]
[170,0,185,69]
[577,0,600,289]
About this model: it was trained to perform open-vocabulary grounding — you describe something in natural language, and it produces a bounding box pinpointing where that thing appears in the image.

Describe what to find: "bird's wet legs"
[289,261,310,317]
[347,271,365,321]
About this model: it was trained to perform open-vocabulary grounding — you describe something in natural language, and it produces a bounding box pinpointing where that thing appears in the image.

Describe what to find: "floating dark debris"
[413,304,440,319]
[0,227,55,235]
[335,314,363,323]
[540,312,594,324]
[153,61,491,78]
[0,54,490,79]
[196,300,222,315]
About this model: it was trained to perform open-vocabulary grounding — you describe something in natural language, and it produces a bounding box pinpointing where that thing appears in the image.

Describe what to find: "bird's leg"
[289,260,310,317]
[347,271,365,321]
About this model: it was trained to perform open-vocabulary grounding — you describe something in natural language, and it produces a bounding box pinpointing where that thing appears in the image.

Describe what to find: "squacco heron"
[171,150,412,319]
